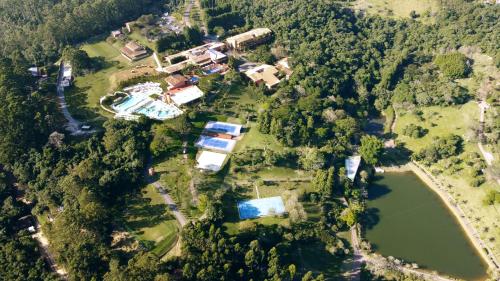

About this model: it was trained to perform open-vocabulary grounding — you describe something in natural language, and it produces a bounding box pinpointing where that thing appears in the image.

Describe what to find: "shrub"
[483,190,500,205]
[470,176,485,187]
[402,124,426,138]
[434,53,470,79]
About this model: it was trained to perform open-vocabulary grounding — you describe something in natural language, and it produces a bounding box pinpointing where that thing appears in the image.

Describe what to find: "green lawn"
[353,0,440,22]
[124,184,179,257]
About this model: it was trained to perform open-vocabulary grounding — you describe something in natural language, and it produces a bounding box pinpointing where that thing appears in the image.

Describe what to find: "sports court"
[204,121,242,137]
[195,135,236,152]
[237,196,286,220]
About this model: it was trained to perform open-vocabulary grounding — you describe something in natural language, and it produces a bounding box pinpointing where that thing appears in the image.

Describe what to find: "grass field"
[353,0,439,22]
[394,102,500,262]
[124,184,179,257]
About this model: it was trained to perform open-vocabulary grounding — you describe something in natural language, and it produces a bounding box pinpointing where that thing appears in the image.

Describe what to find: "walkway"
[477,101,499,183]
[56,62,94,136]
[183,0,194,28]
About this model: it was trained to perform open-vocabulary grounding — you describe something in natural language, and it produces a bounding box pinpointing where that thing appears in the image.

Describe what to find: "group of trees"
[0,0,166,64]
[181,221,328,281]
[413,134,463,164]
[156,27,205,53]
[0,171,58,281]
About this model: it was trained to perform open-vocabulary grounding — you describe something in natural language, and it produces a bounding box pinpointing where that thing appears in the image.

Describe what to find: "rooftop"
[245,64,281,88]
[168,85,204,106]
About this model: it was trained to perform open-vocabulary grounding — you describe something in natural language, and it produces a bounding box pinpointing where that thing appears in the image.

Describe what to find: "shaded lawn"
[124,184,179,256]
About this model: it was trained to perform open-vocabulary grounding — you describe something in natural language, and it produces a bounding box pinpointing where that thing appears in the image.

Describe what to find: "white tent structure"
[196,151,228,172]
[170,86,204,106]
[346,155,361,181]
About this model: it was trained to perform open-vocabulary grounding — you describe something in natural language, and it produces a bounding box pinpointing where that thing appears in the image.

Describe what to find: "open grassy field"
[394,102,500,262]
[353,0,440,22]
[123,184,179,257]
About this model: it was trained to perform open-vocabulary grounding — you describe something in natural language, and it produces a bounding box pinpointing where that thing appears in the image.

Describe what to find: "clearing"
[352,0,440,22]
[122,184,179,257]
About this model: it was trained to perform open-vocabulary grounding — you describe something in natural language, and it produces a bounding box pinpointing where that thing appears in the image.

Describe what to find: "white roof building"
[169,86,204,106]
[196,150,228,172]
[346,156,361,181]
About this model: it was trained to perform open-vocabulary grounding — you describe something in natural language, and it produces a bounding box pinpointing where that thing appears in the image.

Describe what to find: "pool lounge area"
[108,82,184,121]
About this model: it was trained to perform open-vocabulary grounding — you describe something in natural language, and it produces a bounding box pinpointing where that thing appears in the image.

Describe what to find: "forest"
[0,0,498,280]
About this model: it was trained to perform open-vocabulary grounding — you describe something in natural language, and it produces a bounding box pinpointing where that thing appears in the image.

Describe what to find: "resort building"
[121,41,148,61]
[245,64,281,89]
[111,30,123,38]
[225,28,272,50]
[165,85,204,106]
[165,74,189,90]
[163,42,229,71]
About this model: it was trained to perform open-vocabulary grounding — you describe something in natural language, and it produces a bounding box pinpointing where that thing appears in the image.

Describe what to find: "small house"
[165,74,189,90]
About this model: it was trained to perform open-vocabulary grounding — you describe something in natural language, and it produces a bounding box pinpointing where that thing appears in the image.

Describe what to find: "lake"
[364,171,488,280]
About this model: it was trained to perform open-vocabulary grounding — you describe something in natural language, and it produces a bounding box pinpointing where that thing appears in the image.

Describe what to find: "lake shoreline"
[377,162,497,274]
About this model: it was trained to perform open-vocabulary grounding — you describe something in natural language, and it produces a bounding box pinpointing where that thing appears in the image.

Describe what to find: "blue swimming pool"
[112,95,146,112]
[237,197,286,220]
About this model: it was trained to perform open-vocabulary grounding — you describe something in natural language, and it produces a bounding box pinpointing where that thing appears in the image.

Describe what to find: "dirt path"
[32,226,68,279]
[183,0,194,28]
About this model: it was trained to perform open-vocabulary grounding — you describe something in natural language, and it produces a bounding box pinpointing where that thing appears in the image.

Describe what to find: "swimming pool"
[136,100,183,120]
[237,197,286,220]
[110,82,184,121]
[112,95,147,112]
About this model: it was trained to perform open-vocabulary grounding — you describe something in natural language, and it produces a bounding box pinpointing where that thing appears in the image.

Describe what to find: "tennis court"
[205,121,242,136]
[195,135,236,152]
[237,196,286,220]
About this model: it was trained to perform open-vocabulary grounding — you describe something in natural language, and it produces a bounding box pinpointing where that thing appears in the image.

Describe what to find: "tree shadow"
[362,207,380,232]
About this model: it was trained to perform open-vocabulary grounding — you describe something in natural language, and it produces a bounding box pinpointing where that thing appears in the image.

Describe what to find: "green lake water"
[365,172,488,280]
